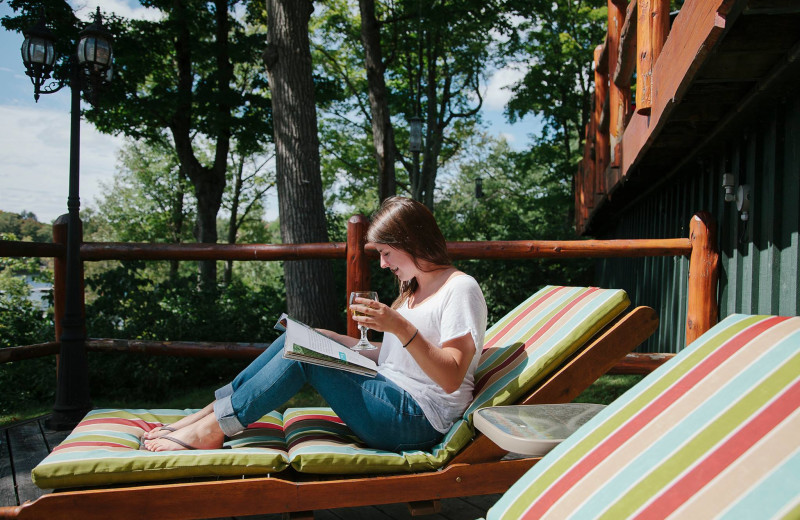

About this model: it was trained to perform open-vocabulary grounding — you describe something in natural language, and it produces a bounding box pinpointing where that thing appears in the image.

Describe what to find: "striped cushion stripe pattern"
[467,286,630,418]
[31,409,290,489]
[486,314,800,520]
[288,413,474,474]
[32,286,630,488]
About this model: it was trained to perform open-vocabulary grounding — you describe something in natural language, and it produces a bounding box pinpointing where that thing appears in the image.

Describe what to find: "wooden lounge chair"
[6,286,658,519]
[483,314,800,519]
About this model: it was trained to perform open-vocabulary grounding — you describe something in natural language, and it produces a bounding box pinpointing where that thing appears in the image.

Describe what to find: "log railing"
[0,212,718,374]
[577,0,733,233]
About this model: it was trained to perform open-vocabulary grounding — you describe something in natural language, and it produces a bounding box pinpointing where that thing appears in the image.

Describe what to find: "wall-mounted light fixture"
[722,173,736,202]
[722,173,752,222]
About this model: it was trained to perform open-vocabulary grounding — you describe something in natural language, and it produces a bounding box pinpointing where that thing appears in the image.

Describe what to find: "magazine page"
[280,314,378,376]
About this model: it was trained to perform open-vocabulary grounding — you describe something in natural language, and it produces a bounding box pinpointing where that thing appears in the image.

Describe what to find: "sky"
[0,1,541,224]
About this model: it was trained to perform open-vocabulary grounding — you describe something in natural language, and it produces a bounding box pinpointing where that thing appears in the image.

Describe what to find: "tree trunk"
[419,32,442,210]
[224,156,245,286]
[265,0,339,330]
[359,0,396,202]
[169,0,232,288]
[169,168,187,281]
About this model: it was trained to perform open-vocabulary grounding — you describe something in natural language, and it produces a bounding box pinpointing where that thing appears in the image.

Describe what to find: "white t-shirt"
[377,274,487,433]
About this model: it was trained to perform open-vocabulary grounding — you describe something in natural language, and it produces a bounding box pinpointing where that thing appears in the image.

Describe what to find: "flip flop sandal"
[159,435,198,450]
[142,425,176,441]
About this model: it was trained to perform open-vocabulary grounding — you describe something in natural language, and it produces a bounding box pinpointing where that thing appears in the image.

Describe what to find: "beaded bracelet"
[402,328,418,348]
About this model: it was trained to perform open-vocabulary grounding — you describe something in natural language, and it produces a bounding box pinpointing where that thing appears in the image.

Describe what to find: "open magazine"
[277,314,378,377]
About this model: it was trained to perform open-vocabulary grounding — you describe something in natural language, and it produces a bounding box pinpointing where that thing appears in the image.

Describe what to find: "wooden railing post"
[686,212,719,345]
[636,0,670,114]
[607,0,631,170]
[346,214,370,338]
[593,44,610,200]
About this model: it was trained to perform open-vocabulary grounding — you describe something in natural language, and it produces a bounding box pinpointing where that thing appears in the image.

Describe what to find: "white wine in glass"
[349,291,379,351]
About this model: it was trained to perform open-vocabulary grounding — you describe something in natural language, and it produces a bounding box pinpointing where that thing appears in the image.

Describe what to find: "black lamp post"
[21,7,114,430]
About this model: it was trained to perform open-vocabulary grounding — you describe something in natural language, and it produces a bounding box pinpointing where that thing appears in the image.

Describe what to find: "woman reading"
[144,196,487,452]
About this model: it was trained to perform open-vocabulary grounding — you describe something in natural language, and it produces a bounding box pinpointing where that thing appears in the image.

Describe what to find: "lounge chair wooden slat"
[11,459,535,520]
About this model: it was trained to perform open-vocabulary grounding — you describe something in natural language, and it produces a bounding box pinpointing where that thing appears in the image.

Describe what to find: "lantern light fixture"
[20,6,113,104]
[20,10,57,102]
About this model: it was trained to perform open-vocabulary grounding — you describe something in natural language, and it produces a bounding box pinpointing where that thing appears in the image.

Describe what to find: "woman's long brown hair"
[367,196,451,308]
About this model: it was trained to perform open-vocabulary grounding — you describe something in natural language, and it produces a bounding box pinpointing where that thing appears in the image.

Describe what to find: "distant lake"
[25,275,53,311]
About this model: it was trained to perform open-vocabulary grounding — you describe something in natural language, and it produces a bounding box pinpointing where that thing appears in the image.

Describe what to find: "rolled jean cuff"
[214,382,234,400]
[214,395,246,437]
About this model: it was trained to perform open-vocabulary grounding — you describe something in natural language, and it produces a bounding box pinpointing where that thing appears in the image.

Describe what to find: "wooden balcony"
[576,0,800,234]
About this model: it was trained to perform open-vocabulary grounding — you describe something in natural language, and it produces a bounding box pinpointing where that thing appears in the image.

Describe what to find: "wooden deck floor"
[1,415,503,519]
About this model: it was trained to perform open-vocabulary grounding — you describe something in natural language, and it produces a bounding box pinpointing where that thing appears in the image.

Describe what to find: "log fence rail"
[0,212,718,374]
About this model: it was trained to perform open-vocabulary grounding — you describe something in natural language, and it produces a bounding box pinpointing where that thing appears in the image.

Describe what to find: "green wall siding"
[595,95,800,353]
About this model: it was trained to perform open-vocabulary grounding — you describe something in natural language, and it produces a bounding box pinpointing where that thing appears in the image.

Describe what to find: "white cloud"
[483,65,527,111]
[70,0,163,22]
[498,132,516,144]
[0,105,124,223]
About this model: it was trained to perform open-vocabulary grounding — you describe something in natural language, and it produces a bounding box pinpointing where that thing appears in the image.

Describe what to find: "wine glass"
[349,291,379,351]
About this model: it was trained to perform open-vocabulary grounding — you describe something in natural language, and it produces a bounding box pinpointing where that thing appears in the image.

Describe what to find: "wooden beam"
[80,242,348,262]
[5,459,536,520]
[636,0,669,114]
[85,339,268,359]
[686,212,719,345]
[596,33,610,74]
[594,45,610,192]
[346,214,370,338]
[607,352,675,374]
[445,238,691,259]
[0,343,60,364]
[608,0,632,165]
[622,0,737,176]
[0,241,63,259]
[614,0,638,88]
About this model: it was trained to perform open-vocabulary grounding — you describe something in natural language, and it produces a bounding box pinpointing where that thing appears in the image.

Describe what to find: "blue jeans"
[213,333,442,452]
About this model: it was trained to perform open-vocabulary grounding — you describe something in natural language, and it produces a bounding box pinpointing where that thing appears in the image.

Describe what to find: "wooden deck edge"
[2,459,537,520]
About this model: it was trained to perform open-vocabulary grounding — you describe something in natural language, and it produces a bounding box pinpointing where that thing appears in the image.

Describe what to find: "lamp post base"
[45,406,92,431]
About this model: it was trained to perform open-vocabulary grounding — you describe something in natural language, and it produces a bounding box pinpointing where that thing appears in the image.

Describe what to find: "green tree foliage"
[504,0,607,172]
[89,140,195,244]
[0,232,56,418]
[0,211,52,242]
[312,0,510,208]
[0,289,54,417]
[2,0,274,286]
[82,262,286,401]
[435,136,593,323]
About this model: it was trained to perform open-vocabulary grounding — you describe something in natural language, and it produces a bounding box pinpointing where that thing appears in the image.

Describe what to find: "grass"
[574,374,644,405]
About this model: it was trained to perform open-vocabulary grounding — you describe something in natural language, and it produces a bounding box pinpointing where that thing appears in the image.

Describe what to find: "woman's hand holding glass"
[349,291,380,350]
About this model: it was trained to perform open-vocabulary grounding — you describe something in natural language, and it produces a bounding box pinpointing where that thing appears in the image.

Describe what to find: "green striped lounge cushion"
[32,286,630,487]
[466,286,630,418]
[486,314,800,520]
[31,409,290,489]
[291,286,630,474]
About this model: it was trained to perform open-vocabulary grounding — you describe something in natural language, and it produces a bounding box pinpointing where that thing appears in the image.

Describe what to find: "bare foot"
[143,402,215,440]
[144,414,225,452]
